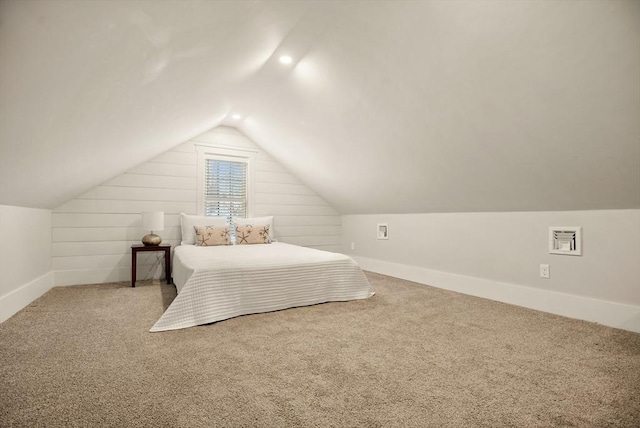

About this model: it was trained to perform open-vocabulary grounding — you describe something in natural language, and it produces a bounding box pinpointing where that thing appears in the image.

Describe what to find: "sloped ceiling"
[1,0,638,213]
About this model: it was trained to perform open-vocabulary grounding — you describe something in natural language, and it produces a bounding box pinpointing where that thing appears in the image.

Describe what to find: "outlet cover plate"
[377,223,389,240]
[540,264,550,279]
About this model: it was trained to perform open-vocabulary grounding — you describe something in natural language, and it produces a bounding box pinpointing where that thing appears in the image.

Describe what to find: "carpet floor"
[1,272,639,427]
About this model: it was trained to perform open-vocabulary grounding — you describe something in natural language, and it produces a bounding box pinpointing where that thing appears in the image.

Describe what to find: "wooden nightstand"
[131,244,172,287]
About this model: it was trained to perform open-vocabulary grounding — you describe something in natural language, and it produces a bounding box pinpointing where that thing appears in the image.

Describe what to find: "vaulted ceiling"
[1,0,638,213]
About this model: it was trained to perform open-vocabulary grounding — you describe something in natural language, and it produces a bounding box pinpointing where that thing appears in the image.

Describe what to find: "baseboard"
[353,256,640,334]
[0,271,54,323]
[55,267,167,286]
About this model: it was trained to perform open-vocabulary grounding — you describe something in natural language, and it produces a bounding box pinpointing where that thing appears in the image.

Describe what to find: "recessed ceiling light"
[231,114,241,120]
[279,55,293,64]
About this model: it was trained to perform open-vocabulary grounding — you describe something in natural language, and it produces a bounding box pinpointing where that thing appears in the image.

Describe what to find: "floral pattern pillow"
[235,224,270,245]
[194,226,231,246]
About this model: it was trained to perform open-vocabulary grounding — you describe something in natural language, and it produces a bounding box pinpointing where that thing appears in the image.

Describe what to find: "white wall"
[0,205,53,322]
[52,126,341,286]
[343,210,640,332]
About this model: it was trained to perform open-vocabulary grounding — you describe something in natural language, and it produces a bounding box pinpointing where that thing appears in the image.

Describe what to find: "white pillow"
[180,213,227,245]
[233,216,274,241]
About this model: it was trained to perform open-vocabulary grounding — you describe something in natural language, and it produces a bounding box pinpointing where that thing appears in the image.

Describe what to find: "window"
[203,158,247,220]
[196,145,256,220]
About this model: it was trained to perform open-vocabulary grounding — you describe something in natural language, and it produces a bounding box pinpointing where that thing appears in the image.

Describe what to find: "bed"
[150,242,375,332]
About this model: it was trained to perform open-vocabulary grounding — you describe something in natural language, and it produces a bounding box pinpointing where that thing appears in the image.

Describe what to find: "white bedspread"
[150,243,374,332]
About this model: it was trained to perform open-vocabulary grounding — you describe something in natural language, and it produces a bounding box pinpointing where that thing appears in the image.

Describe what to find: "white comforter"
[150,243,374,332]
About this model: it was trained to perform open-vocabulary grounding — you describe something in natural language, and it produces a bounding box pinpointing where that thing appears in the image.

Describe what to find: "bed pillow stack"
[180,214,227,246]
[181,214,274,246]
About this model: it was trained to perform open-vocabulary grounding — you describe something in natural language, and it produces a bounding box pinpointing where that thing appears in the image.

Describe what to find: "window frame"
[196,144,257,218]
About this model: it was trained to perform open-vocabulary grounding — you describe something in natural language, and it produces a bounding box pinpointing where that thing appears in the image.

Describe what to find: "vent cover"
[549,227,582,256]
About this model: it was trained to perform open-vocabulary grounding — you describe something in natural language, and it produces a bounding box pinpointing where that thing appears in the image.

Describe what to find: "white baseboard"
[0,271,54,323]
[354,256,640,334]
[54,267,167,286]
[55,267,129,286]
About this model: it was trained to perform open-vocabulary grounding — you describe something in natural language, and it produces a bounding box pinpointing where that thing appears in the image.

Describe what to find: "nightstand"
[131,244,172,287]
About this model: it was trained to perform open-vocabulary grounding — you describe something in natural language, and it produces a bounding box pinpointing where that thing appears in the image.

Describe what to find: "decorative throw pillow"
[235,224,270,245]
[194,226,231,246]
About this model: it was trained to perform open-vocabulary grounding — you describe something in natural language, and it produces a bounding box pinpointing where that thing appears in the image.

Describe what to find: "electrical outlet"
[540,264,550,279]
[350,242,355,250]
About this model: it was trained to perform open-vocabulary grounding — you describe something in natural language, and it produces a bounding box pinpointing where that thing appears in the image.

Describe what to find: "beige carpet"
[1,272,639,427]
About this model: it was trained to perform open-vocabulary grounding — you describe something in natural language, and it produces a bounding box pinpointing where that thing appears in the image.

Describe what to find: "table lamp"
[141,211,164,246]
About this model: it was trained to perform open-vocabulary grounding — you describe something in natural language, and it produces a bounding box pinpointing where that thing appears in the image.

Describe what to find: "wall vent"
[549,226,582,256]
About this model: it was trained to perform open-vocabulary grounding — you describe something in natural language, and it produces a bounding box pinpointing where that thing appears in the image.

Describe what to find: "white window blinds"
[204,158,247,220]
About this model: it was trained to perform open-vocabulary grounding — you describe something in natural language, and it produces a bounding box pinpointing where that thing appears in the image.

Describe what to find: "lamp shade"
[142,212,164,231]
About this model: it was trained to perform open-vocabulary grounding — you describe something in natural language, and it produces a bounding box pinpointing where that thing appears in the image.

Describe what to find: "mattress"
[150,242,374,332]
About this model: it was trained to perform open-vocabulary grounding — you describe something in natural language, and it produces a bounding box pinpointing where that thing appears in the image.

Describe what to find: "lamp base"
[142,233,162,246]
